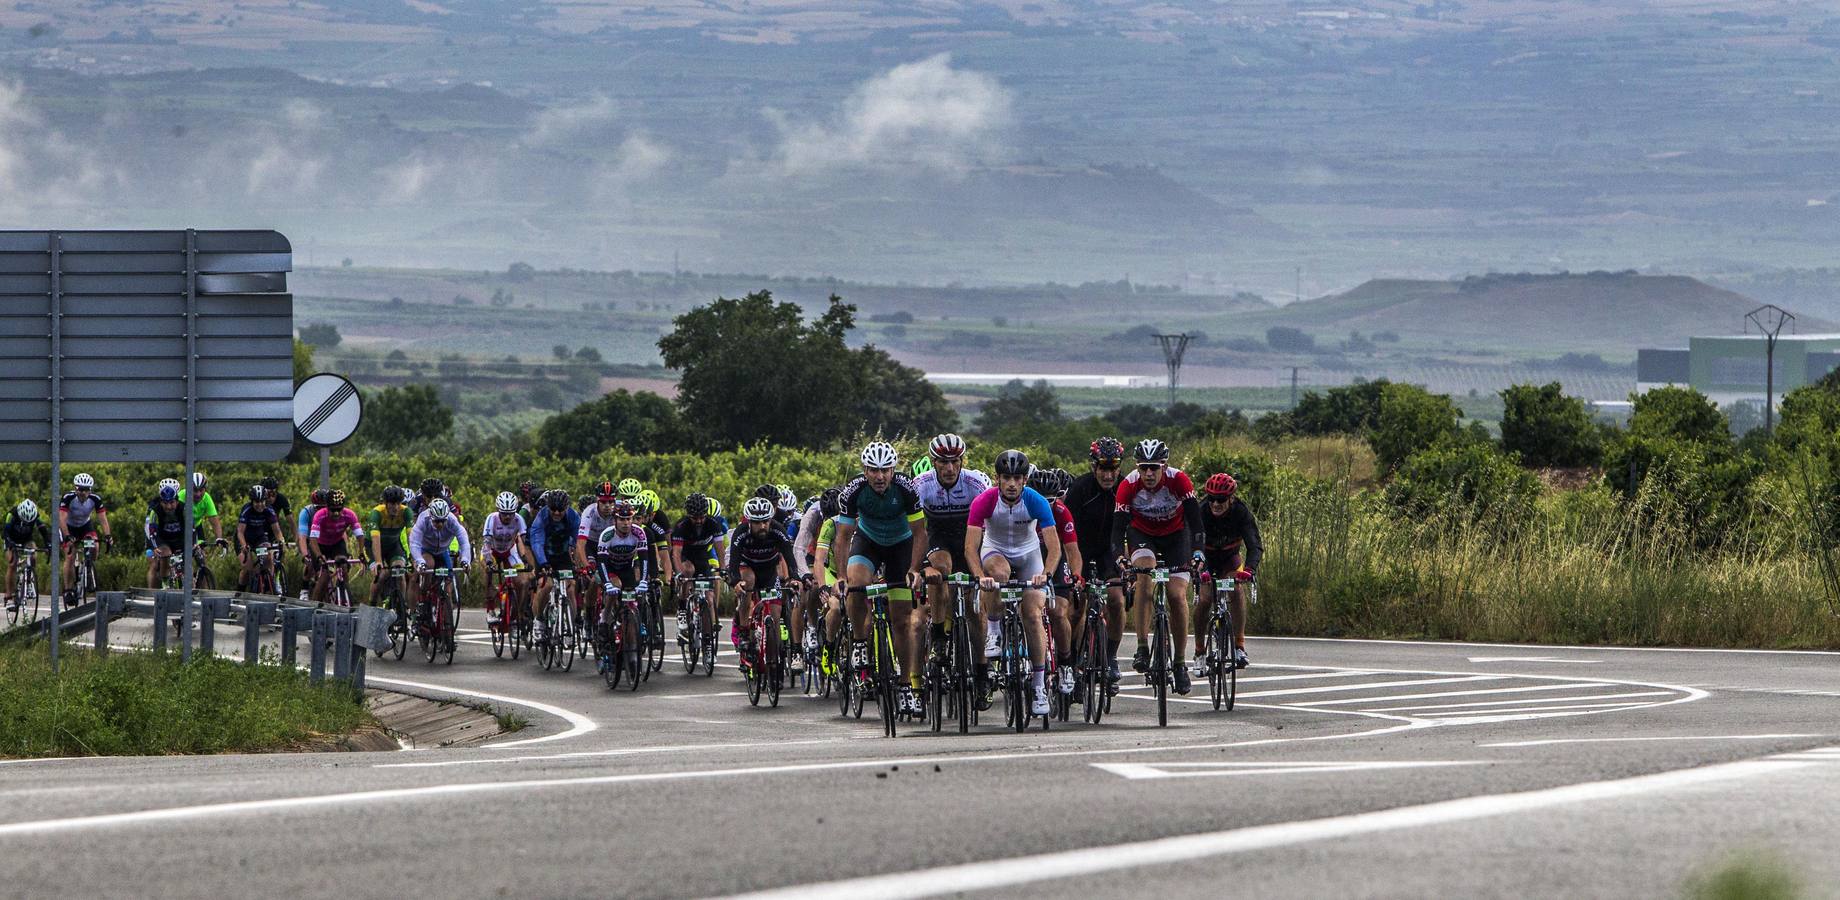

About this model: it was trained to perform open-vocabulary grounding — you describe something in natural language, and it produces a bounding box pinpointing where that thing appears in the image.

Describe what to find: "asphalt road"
[6,611,1840,899]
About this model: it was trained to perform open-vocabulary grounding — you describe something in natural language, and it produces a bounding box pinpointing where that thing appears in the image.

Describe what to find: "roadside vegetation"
[0,647,370,758]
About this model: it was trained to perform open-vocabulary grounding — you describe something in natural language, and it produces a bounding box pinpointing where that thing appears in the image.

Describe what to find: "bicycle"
[802,586,831,699]
[373,560,410,660]
[1197,570,1251,713]
[7,548,38,625]
[536,568,576,672]
[927,572,977,734]
[575,565,603,661]
[1130,565,1177,727]
[323,557,356,609]
[863,582,899,738]
[158,540,216,592]
[67,536,101,605]
[743,586,790,708]
[993,580,1048,733]
[675,576,718,677]
[642,578,666,676]
[418,566,462,665]
[1075,576,1120,725]
[596,579,643,691]
[243,544,283,595]
[487,564,528,660]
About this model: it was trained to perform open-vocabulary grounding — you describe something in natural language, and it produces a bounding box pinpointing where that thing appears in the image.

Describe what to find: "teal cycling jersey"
[837,474,923,547]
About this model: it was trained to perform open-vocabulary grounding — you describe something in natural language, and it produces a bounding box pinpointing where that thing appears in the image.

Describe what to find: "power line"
[1153,333,1192,410]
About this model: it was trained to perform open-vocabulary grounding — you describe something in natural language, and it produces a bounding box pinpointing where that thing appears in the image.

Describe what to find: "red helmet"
[929,433,966,461]
[595,480,616,502]
[1204,473,1238,499]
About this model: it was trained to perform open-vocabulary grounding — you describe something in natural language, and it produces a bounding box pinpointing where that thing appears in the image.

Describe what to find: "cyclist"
[726,496,802,673]
[616,478,644,504]
[635,489,675,584]
[516,480,544,523]
[1111,438,1202,695]
[295,488,327,601]
[367,486,412,581]
[1191,473,1263,674]
[773,485,799,537]
[575,481,622,573]
[57,473,112,595]
[262,476,295,545]
[1063,437,1128,685]
[833,441,928,717]
[407,478,445,518]
[806,489,847,676]
[178,472,226,547]
[408,499,471,628]
[527,490,580,643]
[2,500,51,610]
[236,484,286,592]
[670,492,727,644]
[912,433,991,673]
[592,500,653,648]
[791,487,841,668]
[143,484,187,588]
[1029,466,1083,697]
[965,449,1061,718]
[480,491,533,624]
[308,490,365,604]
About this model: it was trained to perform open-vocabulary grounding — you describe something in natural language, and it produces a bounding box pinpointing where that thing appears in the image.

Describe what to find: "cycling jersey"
[527,507,580,569]
[408,509,472,562]
[577,503,619,544]
[725,524,799,582]
[967,487,1056,558]
[814,517,841,586]
[237,503,280,547]
[1114,467,1195,537]
[269,490,293,533]
[1063,472,1118,578]
[368,504,409,558]
[58,492,106,528]
[177,489,217,522]
[2,512,50,549]
[594,523,649,570]
[792,504,826,568]
[1048,499,1078,546]
[480,510,526,558]
[144,501,185,550]
[1199,497,1263,573]
[837,474,923,547]
[915,468,991,541]
[670,516,727,561]
[297,505,318,539]
[309,508,363,546]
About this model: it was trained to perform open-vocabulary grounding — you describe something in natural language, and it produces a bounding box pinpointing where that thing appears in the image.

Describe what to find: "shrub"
[1383,442,1541,522]
[1370,383,1461,471]
[1500,382,1603,468]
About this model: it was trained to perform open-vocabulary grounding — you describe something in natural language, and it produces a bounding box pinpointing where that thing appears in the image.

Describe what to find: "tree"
[552,345,572,362]
[658,291,859,449]
[536,390,686,459]
[1370,383,1461,470]
[355,384,452,451]
[975,379,1063,434]
[1291,379,1390,436]
[575,346,604,365]
[1630,386,1729,446]
[507,261,536,282]
[848,346,958,438]
[1265,326,1316,352]
[436,354,472,380]
[292,338,315,384]
[1500,382,1603,468]
[529,380,564,411]
[298,323,341,348]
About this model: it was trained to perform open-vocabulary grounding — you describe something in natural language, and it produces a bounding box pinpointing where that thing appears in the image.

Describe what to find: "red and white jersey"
[1049,499,1078,546]
[1113,467,1194,537]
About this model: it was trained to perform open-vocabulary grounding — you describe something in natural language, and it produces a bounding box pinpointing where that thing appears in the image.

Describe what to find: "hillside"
[1250,274,1829,352]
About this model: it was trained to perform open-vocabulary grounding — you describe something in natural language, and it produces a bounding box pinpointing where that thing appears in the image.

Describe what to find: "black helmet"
[518,479,540,501]
[993,449,1030,477]
[382,485,406,504]
[753,483,779,502]
[819,487,842,520]
[685,492,710,518]
[1135,439,1170,464]
[248,484,267,502]
[545,491,568,512]
[419,478,442,497]
[1027,466,1056,496]
[260,476,279,492]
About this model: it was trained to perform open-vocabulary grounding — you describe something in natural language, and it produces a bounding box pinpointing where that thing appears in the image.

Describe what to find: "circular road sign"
[293,373,363,446]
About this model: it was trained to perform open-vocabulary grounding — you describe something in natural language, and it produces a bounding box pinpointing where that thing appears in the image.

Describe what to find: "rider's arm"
[777,532,801,578]
[907,516,928,574]
[791,505,821,567]
[963,525,986,581]
[1037,524,1061,573]
[97,506,112,539]
[453,521,472,564]
[408,514,427,562]
[1237,504,1263,575]
[1182,495,1203,542]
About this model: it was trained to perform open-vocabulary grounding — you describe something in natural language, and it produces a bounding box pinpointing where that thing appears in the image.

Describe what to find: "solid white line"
[1237,675,1505,699]
[1486,734,1822,748]
[363,676,598,749]
[373,739,836,769]
[1368,691,1673,713]
[1233,670,1381,683]
[722,753,1827,900]
[1092,760,1488,780]
[1427,701,1666,720]
[1260,635,1840,658]
[1297,682,1617,706]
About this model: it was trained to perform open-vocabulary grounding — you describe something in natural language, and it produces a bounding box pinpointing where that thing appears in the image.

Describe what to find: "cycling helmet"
[248,484,267,502]
[595,480,617,502]
[911,457,933,478]
[636,489,661,516]
[260,476,279,493]
[860,441,898,469]
[753,484,779,502]
[382,485,406,504]
[1090,437,1125,464]
[819,487,843,520]
[158,477,181,493]
[158,485,178,502]
[776,486,798,513]
[73,473,95,490]
[612,500,637,519]
[616,477,642,498]
[1135,439,1170,464]
[1204,473,1238,499]
[311,488,329,506]
[495,491,519,513]
[192,472,207,489]
[743,497,774,522]
[685,492,710,518]
[1051,468,1073,496]
[993,449,1030,477]
[518,479,540,501]
[929,432,966,461]
[1027,466,1056,496]
[707,498,725,519]
[420,477,443,498]
[15,500,37,522]
[544,491,568,512]
[327,489,346,509]
[429,499,451,520]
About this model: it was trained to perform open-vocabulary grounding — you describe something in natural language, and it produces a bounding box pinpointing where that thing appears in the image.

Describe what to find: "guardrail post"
[244,601,277,665]
[280,606,314,668]
[309,611,332,684]
[93,592,125,654]
[197,595,228,656]
[331,613,354,684]
[152,591,183,654]
[352,650,366,697]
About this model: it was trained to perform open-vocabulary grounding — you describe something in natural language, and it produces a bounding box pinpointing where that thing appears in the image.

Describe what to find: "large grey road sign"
[0,230,295,463]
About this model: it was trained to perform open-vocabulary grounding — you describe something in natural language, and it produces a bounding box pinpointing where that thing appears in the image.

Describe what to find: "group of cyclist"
[0,434,1262,726]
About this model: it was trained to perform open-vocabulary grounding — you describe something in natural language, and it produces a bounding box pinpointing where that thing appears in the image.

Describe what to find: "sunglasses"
[1137,464,1163,472]
[1095,463,1120,472]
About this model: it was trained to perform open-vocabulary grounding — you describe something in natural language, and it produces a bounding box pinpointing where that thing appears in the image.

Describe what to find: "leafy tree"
[355,384,452,451]
[1384,442,1541,522]
[383,349,409,370]
[552,345,572,362]
[1500,382,1603,468]
[575,346,604,365]
[1265,326,1316,352]
[975,379,1063,435]
[1775,383,1840,452]
[1291,379,1390,436]
[529,380,564,411]
[297,323,341,349]
[536,390,686,459]
[848,346,958,439]
[1370,383,1461,470]
[1630,386,1729,446]
[507,261,536,282]
[292,338,315,384]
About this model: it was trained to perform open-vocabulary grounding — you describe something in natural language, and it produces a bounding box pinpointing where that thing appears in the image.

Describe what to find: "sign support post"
[47,232,61,672]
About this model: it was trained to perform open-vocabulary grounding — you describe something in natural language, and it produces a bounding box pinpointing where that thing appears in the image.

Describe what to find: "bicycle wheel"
[600,616,622,690]
[441,585,458,664]
[5,568,19,626]
[836,634,854,717]
[645,597,665,674]
[197,564,215,592]
[680,600,699,672]
[1083,617,1107,726]
[700,618,717,677]
[490,586,509,659]
[389,590,408,660]
[926,654,945,733]
[746,625,763,707]
[1152,607,1170,728]
[955,616,973,733]
[1222,606,1237,712]
[875,623,897,738]
[622,607,642,691]
[424,595,441,664]
[558,600,576,672]
[767,614,784,708]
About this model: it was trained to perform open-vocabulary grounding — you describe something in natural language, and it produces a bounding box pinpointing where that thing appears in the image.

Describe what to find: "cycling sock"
[1031,666,1045,693]
[986,621,1002,644]
[930,623,947,645]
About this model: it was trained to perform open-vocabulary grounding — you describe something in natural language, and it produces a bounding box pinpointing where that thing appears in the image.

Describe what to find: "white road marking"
[373,738,837,768]
[363,676,598,748]
[1237,675,1506,699]
[1233,670,1380,683]
[1296,682,1617,706]
[1368,691,1673,713]
[721,752,1831,900]
[1428,701,1674,721]
[1466,656,1599,664]
[1092,760,1489,780]
[648,691,747,699]
[1486,734,1823,748]
[1263,635,1840,657]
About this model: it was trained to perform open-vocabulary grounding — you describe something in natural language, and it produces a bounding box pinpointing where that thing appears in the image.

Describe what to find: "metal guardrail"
[4,587,391,696]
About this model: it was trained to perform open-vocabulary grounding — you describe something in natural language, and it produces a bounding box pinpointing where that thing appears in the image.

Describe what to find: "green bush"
[1383,442,1541,522]
[1370,382,1462,471]
[1499,382,1603,468]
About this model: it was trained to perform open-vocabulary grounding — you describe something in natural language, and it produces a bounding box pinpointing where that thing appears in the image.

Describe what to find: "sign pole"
[181,229,197,662]
[46,232,60,672]
[320,447,331,492]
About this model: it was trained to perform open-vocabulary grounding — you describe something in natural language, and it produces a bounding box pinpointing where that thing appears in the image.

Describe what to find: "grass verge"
[0,645,370,758]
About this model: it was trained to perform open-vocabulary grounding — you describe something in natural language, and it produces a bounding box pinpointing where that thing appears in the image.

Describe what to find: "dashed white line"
[1238,675,1506,699]
[1297,682,1617,707]
[1368,691,1673,713]
[1487,734,1822,748]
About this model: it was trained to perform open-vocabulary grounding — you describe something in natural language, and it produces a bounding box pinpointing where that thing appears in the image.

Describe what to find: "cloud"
[529,94,618,145]
[770,53,1012,175]
[0,81,118,216]
[381,155,438,202]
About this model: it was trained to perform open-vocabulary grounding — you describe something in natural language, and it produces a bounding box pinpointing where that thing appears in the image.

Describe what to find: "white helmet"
[495,491,519,513]
[158,478,180,493]
[743,497,775,522]
[860,441,898,469]
[191,471,207,489]
[15,500,37,522]
[776,486,797,513]
[72,473,95,489]
[429,499,451,520]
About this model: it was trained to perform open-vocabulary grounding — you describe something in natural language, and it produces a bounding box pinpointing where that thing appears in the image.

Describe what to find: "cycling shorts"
[733,560,781,591]
[600,561,642,594]
[316,542,350,562]
[377,534,408,563]
[424,549,456,571]
[62,522,99,545]
[979,544,1045,583]
[682,554,718,577]
[847,532,913,581]
[1201,546,1243,580]
[925,531,971,575]
[1126,525,1192,582]
[490,547,525,570]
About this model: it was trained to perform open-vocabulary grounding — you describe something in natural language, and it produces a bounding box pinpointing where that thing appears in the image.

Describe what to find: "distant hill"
[1249,273,1831,352]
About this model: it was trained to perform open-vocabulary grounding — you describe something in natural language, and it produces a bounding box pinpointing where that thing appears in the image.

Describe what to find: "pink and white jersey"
[1114,467,1194,537]
[967,487,1056,558]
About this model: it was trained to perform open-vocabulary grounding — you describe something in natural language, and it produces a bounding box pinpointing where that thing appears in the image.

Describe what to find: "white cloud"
[771,53,1012,175]
[612,134,667,181]
[529,94,618,145]
[381,155,438,202]
[0,81,118,216]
